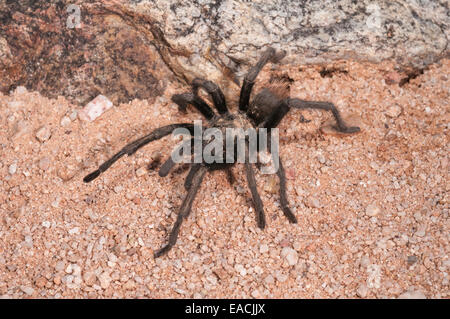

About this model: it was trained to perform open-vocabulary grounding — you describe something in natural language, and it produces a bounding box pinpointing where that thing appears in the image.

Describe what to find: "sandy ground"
[0,59,448,299]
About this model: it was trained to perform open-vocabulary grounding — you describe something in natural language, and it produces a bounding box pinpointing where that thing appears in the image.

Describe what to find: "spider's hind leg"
[288,99,360,133]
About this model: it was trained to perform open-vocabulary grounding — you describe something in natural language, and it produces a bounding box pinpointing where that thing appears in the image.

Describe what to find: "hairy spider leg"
[288,99,360,133]
[192,78,228,114]
[184,163,202,190]
[171,93,215,120]
[83,123,194,183]
[154,166,208,257]
[275,159,297,223]
[244,140,266,229]
[159,137,196,177]
[239,47,286,112]
[257,100,297,223]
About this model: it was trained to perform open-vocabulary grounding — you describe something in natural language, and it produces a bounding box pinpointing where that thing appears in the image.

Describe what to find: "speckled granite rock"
[134,0,448,81]
[0,0,448,104]
[0,0,172,105]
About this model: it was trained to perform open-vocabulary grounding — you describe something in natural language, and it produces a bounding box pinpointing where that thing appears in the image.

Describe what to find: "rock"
[68,227,80,235]
[83,271,96,287]
[398,290,426,299]
[264,275,274,285]
[234,264,247,276]
[305,197,321,209]
[136,167,147,177]
[2,1,447,103]
[281,247,298,266]
[366,204,380,217]
[123,279,136,290]
[275,272,288,283]
[78,95,113,122]
[60,116,71,127]
[35,277,47,288]
[0,2,168,104]
[356,284,369,298]
[264,176,278,194]
[38,157,51,171]
[317,154,326,164]
[35,126,51,142]
[385,105,402,118]
[97,272,111,289]
[20,286,34,296]
[259,244,269,254]
[8,163,17,175]
[55,261,65,272]
[407,255,418,266]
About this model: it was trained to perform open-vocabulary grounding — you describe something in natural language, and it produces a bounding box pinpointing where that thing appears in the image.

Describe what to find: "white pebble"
[136,167,147,177]
[398,290,426,299]
[36,126,51,142]
[20,286,34,296]
[259,244,269,254]
[8,163,17,175]
[356,284,368,297]
[97,272,111,289]
[79,95,113,122]
[234,264,247,276]
[281,247,298,266]
[69,227,80,235]
[385,104,402,118]
[60,116,71,127]
[366,204,380,217]
[42,221,51,228]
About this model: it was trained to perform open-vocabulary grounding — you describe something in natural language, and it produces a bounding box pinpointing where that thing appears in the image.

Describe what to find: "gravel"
[0,59,448,299]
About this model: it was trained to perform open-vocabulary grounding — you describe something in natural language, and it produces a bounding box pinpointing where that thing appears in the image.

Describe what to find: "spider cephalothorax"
[83,48,360,257]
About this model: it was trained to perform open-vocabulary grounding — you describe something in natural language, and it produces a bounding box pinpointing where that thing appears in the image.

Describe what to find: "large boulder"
[1,0,448,104]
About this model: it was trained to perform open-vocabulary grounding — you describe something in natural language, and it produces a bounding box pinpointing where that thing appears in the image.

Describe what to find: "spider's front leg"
[239,47,286,112]
[244,140,266,229]
[83,123,194,183]
[154,165,208,258]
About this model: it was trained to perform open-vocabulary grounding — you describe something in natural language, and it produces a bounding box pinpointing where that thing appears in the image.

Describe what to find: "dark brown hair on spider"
[83,47,360,258]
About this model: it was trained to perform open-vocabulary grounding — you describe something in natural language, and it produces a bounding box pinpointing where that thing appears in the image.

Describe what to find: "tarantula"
[83,47,360,257]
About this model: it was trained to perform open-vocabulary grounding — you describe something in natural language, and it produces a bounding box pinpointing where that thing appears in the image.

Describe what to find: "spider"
[83,47,360,258]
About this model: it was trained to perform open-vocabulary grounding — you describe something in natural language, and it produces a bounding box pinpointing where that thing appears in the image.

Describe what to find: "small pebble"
[36,126,51,142]
[60,116,71,127]
[234,264,247,276]
[259,244,269,254]
[356,284,368,298]
[407,255,418,266]
[281,247,298,266]
[8,163,17,175]
[136,167,147,177]
[97,272,111,289]
[365,204,380,217]
[20,286,34,296]
[38,157,50,171]
[398,290,426,299]
[79,95,113,122]
[305,197,321,209]
[385,104,402,118]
